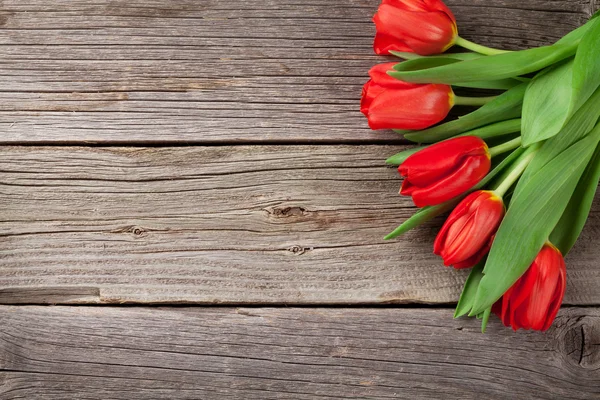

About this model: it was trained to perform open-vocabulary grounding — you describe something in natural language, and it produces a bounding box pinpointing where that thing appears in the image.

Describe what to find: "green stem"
[459,119,521,140]
[454,36,510,56]
[493,144,541,197]
[453,95,498,106]
[488,137,522,158]
[386,119,522,166]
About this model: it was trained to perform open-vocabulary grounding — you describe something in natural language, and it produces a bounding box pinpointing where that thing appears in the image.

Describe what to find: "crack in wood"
[0,287,101,304]
[579,325,586,365]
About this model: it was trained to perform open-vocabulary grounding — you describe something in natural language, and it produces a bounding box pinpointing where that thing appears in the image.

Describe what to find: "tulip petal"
[361,63,420,115]
[366,84,452,130]
[423,0,456,22]
[525,247,564,330]
[369,63,416,88]
[410,155,490,207]
[400,178,417,196]
[495,244,567,331]
[400,136,487,187]
[442,195,503,265]
[452,242,490,269]
[543,272,566,331]
[374,4,456,55]
[374,33,412,55]
[500,287,513,327]
[389,0,428,12]
[433,194,473,255]
[441,212,476,263]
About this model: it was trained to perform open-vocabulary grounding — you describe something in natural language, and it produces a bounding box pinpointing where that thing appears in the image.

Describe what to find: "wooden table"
[1,1,599,398]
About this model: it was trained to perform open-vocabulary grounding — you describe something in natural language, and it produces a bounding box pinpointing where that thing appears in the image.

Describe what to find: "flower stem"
[387,120,522,166]
[454,36,510,56]
[488,137,522,158]
[459,119,521,140]
[453,95,498,106]
[493,144,541,197]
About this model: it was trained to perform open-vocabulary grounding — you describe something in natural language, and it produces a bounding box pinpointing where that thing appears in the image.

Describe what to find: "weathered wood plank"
[0,306,598,399]
[0,0,595,143]
[1,145,599,305]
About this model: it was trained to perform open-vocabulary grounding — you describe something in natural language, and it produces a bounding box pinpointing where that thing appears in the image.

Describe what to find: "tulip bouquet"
[361,0,600,332]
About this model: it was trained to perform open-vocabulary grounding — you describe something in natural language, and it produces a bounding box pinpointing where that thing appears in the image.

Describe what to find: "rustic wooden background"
[1,0,599,398]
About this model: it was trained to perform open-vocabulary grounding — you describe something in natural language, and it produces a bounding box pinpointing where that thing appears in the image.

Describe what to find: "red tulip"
[434,191,504,269]
[361,63,453,130]
[399,136,491,207]
[361,63,418,114]
[494,243,567,331]
[373,0,458,56]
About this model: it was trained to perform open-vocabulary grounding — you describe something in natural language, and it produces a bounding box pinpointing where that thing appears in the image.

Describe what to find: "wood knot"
[111,225,148,238]
[288,245,311,255]
[558,314,600,369]
[0,12,14,27]
[271,206,307,217]
[266,206,310,223]
[131,227,146,237]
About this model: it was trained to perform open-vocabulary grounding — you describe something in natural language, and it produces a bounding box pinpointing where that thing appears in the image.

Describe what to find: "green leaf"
[387,119,522,166]
[392,57,461,72]
[389,51,482,61]
[480,308,492,333]
[458,119,522,140]
[454,262,485,318]
[556,21,592,45]
[388,43,577,84]
[402,83,527,143]
[384,147,524,240]
[384,201,458,240]
[452,78,523,90]
[470,129,600,315]
[550,141,600,255]
[570,17,600,116]
[385,147,424,166]
[521,59,574,147]
[389,55,522,90]
[515,85,600,195]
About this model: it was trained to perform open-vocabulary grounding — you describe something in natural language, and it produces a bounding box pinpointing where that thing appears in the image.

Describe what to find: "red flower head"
[494,243,567,331]
[434,191,504,269]
[361,63,453,130]
[373,0,458,55]
[399,136,491,207]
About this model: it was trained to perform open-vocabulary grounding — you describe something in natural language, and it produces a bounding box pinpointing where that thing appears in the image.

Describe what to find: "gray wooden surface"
[2,145,600,305]
[1,306,599,399]
[1,0,600,398]
[0,0,595,144]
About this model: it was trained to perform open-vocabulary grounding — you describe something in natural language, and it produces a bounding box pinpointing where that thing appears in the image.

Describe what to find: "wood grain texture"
[0,306,599,399]
[0,0,596,144]
[2,145,600,305]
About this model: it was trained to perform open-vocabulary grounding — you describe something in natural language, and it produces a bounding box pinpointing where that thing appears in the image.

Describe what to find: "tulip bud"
[373,0,458,56]
[494,243,567,331]
[361,63,453,130]
[434,191,504,269]
[399,136,491,207]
